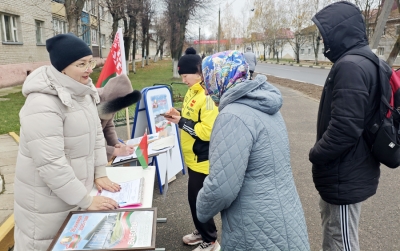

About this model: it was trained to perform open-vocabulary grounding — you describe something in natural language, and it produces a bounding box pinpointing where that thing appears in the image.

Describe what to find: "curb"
[264,61,332,70]
[0,132,19,251]
[0,214,14,251]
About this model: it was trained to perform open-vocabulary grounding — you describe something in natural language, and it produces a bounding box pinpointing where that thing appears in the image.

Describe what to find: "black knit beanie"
[178,47,202,75]
[46,33,93,72]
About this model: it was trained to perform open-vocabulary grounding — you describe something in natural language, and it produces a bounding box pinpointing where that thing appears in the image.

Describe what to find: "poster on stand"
[132,85,185,194]
[47,208,157,251]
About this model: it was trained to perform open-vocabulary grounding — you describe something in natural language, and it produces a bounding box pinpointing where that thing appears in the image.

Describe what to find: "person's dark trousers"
[249,70,254,80]
[187,167,218,243]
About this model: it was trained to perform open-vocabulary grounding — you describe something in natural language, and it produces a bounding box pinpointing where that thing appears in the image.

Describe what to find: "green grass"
[0,59,186,134]
[0,92,26,134]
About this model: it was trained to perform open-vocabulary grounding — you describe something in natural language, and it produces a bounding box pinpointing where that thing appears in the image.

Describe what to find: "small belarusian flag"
[135,131,148,169]
[95,27,126,88]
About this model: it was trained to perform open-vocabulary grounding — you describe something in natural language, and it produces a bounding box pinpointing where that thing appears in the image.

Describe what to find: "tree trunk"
[173,58,179,78]
[141,35,146,68]
[146,33,150,65]
[64,0,85,35]
[387,35,400,67]
[263,43,266,61]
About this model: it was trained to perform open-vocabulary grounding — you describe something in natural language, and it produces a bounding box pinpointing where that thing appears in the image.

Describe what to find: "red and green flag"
[135,132,148,169]
[95,27,126,88]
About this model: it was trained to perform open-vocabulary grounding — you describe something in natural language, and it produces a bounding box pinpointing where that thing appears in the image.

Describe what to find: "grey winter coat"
[14,65,108,251]
[243,50,257,71]
[196,74,310,250]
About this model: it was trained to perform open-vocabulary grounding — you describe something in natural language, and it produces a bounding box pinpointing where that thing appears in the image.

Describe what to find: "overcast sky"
[186,0,254,39]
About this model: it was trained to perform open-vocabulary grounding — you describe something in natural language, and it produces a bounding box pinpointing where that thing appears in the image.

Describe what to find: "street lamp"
[217,7,221,52]
[199,27,201,54]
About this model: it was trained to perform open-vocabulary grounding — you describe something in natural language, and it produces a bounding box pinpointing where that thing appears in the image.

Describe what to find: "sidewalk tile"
[0,194,14,209]
[0,165,15,175]
[3,173,14,184]
[4,183,14,194]
[0,158,16,167]
[0,145,19,152]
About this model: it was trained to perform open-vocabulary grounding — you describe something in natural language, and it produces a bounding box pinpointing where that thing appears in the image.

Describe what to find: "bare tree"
[126,0,142,73]
[386,0,400,66]
[285,0,313,63]
[154,14,169,61]
[104,0,125,39]
[64,0,85,34]
[163,0,212,78]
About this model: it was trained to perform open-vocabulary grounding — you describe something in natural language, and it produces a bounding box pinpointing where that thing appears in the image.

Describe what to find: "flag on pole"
[135,131,148,169]
[96,27,126,88]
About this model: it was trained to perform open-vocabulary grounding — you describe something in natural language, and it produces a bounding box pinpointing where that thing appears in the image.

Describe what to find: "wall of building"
[0,0,53,87]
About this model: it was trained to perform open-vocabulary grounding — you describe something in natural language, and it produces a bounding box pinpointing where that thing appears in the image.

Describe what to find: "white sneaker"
[192,240,220,251]
[183,230,203,246]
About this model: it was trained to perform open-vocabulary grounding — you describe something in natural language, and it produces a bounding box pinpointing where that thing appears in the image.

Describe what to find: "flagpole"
[125,106,130,140]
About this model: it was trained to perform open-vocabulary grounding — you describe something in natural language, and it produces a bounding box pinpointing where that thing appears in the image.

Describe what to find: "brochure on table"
[112,133,174,165]
[47,208,157,251]
[131,85,185,194]
[97,178,144,208]
[90,166,156,209]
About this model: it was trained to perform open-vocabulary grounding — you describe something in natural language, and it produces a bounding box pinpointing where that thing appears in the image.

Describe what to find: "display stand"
[131,86,185,194]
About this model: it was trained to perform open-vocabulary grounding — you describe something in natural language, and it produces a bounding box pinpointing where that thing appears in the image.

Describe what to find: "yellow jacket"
[178,82,218,174]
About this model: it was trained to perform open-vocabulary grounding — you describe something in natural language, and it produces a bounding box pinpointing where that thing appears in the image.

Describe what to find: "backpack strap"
[343,48,395,116]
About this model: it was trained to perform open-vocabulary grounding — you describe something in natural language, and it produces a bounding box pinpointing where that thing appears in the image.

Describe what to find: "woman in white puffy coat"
[14,33,120,251]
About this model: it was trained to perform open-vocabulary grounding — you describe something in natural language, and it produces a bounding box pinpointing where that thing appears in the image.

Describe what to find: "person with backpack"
[309,2,381,250]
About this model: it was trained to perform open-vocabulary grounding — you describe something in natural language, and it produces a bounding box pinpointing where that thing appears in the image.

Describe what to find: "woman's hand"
[166,107,180,116]
[165,115,181,124]
[87,195,119,210]
[113,144,134,156]
[95,177,121,192]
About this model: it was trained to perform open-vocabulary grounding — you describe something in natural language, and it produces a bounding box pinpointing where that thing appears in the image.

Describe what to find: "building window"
[377,47,384,56]
[91,28,97,45]
[53,18,67,35]
[89,0,96,15]
[35,20,45,44]
[308,48,311,55]
[397,25,400,35]
[101,33,106,47]
[0,13,20,43]
[321,47,324,53]
[300,49,304,55]
[382,27,386,36]
[81,25,90,44]
[83,1,88,12]
[368,28,374,38]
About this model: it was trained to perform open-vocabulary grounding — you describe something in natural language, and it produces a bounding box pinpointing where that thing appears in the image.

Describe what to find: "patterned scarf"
[202,50,248,104]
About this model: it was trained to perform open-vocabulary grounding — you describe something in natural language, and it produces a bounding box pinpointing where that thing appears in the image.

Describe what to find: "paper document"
[112,133,175,164]
[98,177,144,208]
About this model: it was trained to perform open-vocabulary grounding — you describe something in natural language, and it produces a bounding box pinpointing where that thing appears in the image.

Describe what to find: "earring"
[62,71,66,74]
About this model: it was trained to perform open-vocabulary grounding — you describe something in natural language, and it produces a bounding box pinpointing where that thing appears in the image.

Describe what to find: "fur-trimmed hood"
[96,74,141,120]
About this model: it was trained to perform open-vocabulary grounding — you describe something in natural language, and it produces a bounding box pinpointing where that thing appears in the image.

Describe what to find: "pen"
[118,201,127,204]
[118,138,126,145]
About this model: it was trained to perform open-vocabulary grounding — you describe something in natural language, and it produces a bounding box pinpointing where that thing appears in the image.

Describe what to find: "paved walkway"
[0,133,18,226]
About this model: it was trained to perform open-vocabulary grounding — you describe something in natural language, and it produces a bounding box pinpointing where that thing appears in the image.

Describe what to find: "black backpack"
[349,49,400,168]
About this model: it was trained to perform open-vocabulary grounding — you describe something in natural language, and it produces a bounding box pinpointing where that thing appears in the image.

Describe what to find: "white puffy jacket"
[14,65,108,251]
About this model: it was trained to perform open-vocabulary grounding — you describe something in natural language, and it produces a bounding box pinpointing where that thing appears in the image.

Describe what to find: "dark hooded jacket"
[309,1,381,205]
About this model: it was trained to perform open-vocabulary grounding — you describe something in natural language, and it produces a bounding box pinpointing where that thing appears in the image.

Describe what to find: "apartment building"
[0,0,114,88]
